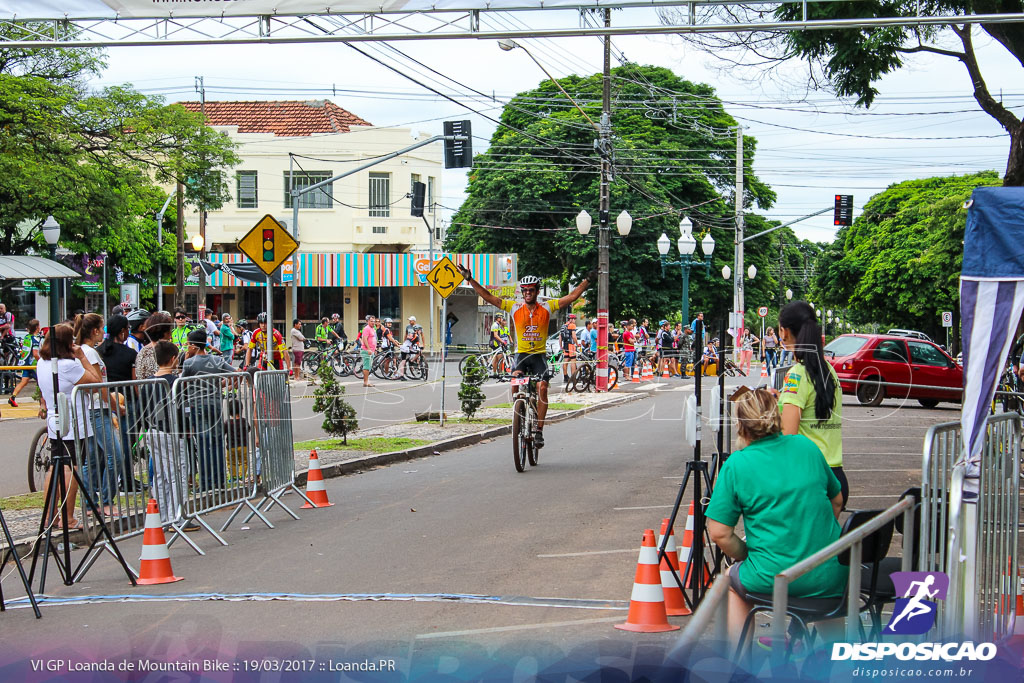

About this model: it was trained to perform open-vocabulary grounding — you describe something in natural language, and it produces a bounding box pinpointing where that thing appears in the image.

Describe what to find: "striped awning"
[203,251,515,288]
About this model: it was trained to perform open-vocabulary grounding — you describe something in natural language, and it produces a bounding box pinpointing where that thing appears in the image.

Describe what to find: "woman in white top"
[75,313,124,515]
[36,323,102,529]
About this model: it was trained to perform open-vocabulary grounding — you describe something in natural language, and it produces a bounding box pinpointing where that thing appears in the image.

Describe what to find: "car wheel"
[918,398,940,409]
[857,376,884,407]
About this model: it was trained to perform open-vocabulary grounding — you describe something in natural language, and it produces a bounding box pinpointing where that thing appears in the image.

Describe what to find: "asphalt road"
[0,386,956,676]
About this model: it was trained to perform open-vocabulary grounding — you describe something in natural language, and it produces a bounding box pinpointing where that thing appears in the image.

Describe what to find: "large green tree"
[660,5,1024,184]
[812,170,1001,347]
[445,64,777,325]
[0,25,238,308]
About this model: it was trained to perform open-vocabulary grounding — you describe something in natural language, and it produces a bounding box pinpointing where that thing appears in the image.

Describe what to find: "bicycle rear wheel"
[302,352,322,377]
[458,353,480,376]
[512,398,528,472]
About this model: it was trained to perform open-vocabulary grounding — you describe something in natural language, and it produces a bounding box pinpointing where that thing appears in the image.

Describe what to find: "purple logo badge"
[883,571,949,635]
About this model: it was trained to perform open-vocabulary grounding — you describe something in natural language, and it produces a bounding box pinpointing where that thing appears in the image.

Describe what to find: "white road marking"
[538,549,638,558]
[613,505,674,511]
[416,616,624,639]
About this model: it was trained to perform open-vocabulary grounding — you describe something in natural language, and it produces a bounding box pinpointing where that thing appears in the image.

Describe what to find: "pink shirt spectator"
[360,324,377,352]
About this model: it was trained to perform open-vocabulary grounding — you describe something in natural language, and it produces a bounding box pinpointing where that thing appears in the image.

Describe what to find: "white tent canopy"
[0,255,82,281]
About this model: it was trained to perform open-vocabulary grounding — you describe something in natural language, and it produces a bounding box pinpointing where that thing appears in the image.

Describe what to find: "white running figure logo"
[888,574,939,629]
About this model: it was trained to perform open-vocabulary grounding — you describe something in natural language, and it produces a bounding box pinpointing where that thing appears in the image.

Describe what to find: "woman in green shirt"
[777,300,847,506]
[219,313,237,361]
[707,387,846,643]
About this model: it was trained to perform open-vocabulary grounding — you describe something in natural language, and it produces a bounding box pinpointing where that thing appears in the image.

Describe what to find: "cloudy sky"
[89,7,1020,244]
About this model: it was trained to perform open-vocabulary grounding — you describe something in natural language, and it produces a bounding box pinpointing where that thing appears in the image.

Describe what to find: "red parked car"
[824,334,963,408]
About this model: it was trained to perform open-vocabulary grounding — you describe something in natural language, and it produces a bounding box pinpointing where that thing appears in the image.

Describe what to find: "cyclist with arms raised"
[458,266,593,448]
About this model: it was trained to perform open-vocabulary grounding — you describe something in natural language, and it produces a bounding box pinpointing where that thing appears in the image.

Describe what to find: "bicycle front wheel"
[28,427,50,493]
[512,398,529,473]
[527,403,539,467]
[302,352,322,377]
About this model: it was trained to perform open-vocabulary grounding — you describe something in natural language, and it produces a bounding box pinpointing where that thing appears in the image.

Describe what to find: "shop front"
[180,251,517,351]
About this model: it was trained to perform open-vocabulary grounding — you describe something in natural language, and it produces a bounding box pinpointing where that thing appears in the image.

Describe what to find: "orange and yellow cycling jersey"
[499,298,560,355]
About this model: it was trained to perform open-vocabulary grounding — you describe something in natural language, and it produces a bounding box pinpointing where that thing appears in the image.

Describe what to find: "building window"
[236,171,258,208]
[372,226,387,234]
[435,227,443,242]
[284,171,333,209]
[359,286,401,323]
[410,173,421,195]
[369,172,390,217]
[427,176,435,213]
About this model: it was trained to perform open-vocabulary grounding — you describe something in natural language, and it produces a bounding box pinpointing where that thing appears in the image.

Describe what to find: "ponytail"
[779,301,836,421]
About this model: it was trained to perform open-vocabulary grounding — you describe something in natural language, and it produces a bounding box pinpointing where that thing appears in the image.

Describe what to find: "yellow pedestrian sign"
[426,256,464,299]
[238,215,299,276]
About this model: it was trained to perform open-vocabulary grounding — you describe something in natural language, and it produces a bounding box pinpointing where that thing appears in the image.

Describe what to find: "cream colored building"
[174,100,515,349]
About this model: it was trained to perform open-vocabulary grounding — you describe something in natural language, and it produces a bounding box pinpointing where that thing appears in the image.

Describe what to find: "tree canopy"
[659,5,1024,184]
[445,64,786,325]
[0,26,238,305]
[812,170,1001,344]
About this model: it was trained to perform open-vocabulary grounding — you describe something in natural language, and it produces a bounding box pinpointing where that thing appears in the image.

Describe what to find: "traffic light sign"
[834,194,854,226]
[238,214,299,276]
[443,120,473,169]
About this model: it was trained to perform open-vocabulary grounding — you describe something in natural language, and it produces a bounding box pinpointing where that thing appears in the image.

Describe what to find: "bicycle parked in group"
[506,372,546,473]
[302,339,356,378]
[459,345,512,379]
[0,335,21,394]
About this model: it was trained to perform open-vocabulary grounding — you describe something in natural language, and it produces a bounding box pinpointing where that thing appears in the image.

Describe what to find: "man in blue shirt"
[589,318,599,353]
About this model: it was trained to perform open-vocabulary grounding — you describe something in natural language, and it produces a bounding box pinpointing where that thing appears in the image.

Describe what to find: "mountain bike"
[459,346,512,378]
[372,348,400,379]
[509,374,544,472]
[404,351,429,381]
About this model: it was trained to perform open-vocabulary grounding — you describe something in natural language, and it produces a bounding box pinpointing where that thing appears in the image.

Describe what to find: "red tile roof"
[177,100,372,136]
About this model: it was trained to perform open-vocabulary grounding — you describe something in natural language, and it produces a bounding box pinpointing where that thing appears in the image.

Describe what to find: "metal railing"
[236,370,314,527]
[674,497,915,667]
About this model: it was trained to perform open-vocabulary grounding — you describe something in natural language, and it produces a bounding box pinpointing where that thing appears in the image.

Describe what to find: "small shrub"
[312,361,358,444]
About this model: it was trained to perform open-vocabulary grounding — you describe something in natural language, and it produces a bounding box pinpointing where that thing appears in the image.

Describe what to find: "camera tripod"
[657,319,730,611]
[0,505,41,618]
[27,435,136,593]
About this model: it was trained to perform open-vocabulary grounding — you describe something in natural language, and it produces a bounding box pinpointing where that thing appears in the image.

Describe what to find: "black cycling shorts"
[513,353,552,381]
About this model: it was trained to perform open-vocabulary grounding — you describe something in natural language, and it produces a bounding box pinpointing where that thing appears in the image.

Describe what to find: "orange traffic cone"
[662,364,670,379]
[631,363,640,383]
[658,518,691,616]
[137,499,183,585]
[678,501,711,590]
[301,449,334,508]
[760,361,768,379]
[644,362,654,381]
[615,529,679,632]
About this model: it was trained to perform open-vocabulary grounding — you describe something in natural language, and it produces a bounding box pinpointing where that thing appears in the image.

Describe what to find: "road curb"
[295,389,652,486]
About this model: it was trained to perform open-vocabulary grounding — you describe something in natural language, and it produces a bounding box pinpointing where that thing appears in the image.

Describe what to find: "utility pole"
[196,76,207,321]
[290,154,299,325]
[595,7,613,392]
[779,238,785,308]
[732,125,744,360]
[175,181,185,311]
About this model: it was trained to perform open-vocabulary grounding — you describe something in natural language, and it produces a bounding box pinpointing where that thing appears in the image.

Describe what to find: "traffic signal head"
[263,228,274,261]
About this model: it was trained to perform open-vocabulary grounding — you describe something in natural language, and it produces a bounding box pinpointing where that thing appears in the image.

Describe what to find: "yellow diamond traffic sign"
[238,214,299,276]
[426,256,464,299]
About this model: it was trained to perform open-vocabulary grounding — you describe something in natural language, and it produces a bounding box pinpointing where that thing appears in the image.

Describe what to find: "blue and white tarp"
[960,187,1024,497]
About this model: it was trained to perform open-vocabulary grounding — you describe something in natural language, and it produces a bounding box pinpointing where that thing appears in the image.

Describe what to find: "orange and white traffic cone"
[658,518,691,616]
[615,529,680,633]
[138,499,183,585]
[631,364,640,383]
[662,364,670,379]
[760,361,768,379]
[644,362,654,381]
[677,501,711,590]
[301,449,334,508]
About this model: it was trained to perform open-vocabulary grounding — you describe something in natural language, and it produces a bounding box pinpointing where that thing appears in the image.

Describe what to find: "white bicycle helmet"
[519,275,541,287]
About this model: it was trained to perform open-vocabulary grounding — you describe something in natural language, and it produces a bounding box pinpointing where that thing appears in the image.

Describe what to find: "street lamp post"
[657,217,714,327]
[41,216,61,328]
[191,233,205,321]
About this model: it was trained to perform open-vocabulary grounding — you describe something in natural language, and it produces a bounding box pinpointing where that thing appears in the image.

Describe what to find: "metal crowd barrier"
[70,378,200,578]
[167,372,270,546]
[941,413,1020,641]
[68,371,285,579]
[235,370,314,527]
